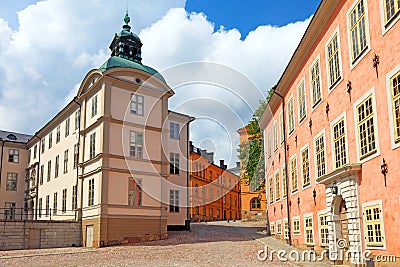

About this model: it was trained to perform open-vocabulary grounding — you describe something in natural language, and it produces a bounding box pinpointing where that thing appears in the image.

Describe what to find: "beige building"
[24,12,192,247]
[0,131,31,220]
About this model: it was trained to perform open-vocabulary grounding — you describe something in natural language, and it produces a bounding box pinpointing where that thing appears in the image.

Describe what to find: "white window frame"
[281,165,287,199]
[283,218,289,240]
[330,112,349,170]
[313,129,327,179]
[304,213,315,245]
[380,0,400,35]
[276,220,282,235]
[131,94,144,116]
[169,122,180,139]
[279,111,284,145]
[292,215,301,236]
[300,143,311,190]
[287,95,295,136]
[325,26,343,92]
[362,200,386,250]
[386,63,400,149]
[346,0,371,69]
[297,78,307,125]
[290,154,298,195]
[318,209,330,247]
[353,87,381,163]
[274,170,280,201]
[270,222,275,235]
[309,55,323,111]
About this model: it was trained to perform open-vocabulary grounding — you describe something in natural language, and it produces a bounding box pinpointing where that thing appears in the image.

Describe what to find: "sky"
[0,0,320,167]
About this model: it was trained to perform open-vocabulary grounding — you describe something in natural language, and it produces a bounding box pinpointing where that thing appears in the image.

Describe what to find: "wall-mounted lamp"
[274,206,276,214]
[381,158,388,187]
[281,204,283,210]
[313,189,317,205]
[295,136,298,146]
[373,53,380,78]
[347,80,352,94]
[286,144,289,151]
[289,200,292,207]
[309,119,312,129]
[326,103,330,114]
[278,153,281,162]
[297,197,300,205]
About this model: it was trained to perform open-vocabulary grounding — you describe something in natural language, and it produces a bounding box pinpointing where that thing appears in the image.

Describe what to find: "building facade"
[23,13,192,247]
[259,0,400,266]
[0,131,31,220]
[237,126,266,221]
[190,144,241,222]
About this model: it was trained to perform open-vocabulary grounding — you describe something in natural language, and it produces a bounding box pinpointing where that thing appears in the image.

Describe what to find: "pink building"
[259,0,400,266]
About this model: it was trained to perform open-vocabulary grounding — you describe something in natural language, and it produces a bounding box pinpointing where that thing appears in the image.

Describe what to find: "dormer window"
[7,134,17,141]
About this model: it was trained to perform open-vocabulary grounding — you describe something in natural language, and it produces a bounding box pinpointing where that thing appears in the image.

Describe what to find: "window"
[270,223,275,235]
[363,204,384,247]
[91,95,98,117]
[131,94,144,115]
[269,176,274,204]
[357,95,377,159]
[40,165,44,185]
[89,133,96,159]
[128,178,142,206]
[55,155,59,178]
[129,131,143,159]
[74,144,79,169]
[88,179,95,206]
[169,190,179,212]
[275,172,280,201]
[223,195,226,204]
[305,216,314,245]
[287,97,295,134]
[279,112,284,144]
[72,185,77,210]
[298,81,306,122]
[62,189,67,213]
[209,171,213,181]
[209,188,213,199]
[315,134,326,178]
[293,218,300,235]
[4,202,16,220]
[194,184,199,197]
[63,149,68,174]
[349,0,368,62]
[267,131,272,158]
[56,125,61,143]
[333,118,347,169]
[8,149,19,163]
[38,198,42,218]
[310,59,322,107]
[6,173,17,191]
[301,147,310,188]
[251,198,261,209]
[48,131,53,149]
[65,118,70,137]
[170,153,180,175]
[47,160,51,182]
[273,122,278,151]
[282,166,287,198]
[320,213,329,246]
[383,0,400,25]
[41,139,45,154]
[277,221,282,235]
[390,70,400,142]
[46,195,50,216]
[53,192,58,215]
[327,32,342,88]
[170,122,179,139]
[202,187,206,202]
[210,208,213,217]
[284,220,289,240]
[33,145,37,159]
[290,157,298,193]
[75,110,80,130]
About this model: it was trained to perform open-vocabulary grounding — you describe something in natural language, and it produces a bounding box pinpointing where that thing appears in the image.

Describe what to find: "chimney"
[236,162,240,168]
[190,141,194,152]
[219,160,226,170]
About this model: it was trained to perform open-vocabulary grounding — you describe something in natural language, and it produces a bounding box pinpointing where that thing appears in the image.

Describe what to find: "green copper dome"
[99,56,165,82]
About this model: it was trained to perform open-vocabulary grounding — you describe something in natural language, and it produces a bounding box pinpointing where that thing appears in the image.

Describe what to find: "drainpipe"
[186,123,190,230]
[273,91,292,246]
[32,133,42,221]
[72,97,81,222]
[0,138,5,185]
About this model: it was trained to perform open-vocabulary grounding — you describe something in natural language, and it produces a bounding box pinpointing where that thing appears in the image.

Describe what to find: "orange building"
[190,144,241,222]
[259,0,400,266]
[237,126,266,221]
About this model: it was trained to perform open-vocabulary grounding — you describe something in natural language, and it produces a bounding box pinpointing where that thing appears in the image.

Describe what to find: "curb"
[0,248,98,260]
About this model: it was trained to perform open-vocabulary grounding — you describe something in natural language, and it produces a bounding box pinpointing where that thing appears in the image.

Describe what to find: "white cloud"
[0,1,310,166]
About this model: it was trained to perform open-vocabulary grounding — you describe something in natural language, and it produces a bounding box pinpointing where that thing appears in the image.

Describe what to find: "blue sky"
[185,0,321,37]
[0,0,317,166]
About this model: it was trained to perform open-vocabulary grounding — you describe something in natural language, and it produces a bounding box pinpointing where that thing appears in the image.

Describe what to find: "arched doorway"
[332,196,350,265]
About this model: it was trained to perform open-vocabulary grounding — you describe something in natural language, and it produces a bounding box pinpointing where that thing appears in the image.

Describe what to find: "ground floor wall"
[82,216,168,248]
[0,220,81,250]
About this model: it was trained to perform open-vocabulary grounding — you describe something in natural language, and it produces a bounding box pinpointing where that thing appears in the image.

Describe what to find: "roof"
[0,130,32,144]
[99,56,165,83]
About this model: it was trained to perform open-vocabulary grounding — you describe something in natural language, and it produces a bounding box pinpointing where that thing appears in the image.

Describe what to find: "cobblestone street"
[0,221,295,267]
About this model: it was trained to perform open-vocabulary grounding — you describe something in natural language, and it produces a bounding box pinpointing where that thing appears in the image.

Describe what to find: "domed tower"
[109,12,142,63]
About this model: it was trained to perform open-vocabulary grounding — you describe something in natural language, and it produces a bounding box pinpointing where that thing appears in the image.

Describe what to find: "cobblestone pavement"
[0,221,296,267]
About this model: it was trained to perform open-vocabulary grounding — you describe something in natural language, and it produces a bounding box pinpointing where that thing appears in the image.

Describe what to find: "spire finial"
[124,11,130,25]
